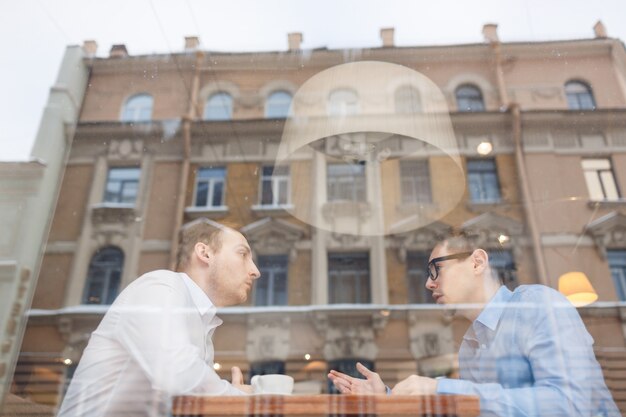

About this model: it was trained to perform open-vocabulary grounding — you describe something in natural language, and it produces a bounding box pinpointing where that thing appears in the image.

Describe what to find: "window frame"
[328,252,371,304]
[608,250,626,301]
[467,158,502,203]
[395,85,422,114]
[400,159,432,204]
[581,158,620,201]
[565,80,596,111]
[327,163,367,202]
[455,84,485,112]
[258,166,291,207]
[120,93,154,122]
[265,90,292,119]
[103,166,141,205]
[254,255,289,306]
[82,247,124,305]
[193,167,227,208]
[204,92,233,121]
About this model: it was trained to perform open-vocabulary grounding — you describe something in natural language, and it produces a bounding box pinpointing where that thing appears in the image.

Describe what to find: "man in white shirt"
[58,218,261,417]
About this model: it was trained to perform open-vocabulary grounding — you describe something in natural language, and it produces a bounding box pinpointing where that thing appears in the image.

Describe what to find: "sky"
[1,0,625,161]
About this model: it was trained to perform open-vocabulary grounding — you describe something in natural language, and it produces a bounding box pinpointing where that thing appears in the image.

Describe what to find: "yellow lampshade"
[558,272,598,307]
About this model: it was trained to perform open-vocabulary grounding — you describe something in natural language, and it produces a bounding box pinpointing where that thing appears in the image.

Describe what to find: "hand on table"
[328,362,386,395]
[231,366,253,394]
[391,375,438,395]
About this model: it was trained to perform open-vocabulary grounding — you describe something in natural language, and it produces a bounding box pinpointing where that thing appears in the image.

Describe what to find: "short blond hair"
[176,219,236,270]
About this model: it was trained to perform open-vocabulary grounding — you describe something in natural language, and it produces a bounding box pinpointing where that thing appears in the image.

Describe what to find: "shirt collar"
[475,285,513,332]
[180,272,220,321]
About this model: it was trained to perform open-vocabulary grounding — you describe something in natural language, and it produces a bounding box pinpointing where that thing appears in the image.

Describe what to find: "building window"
[204,92,233,120]
[327,163,366,202]
[488,249,517,290]
[455,84,485,112]
[565,81,596,110]
[395,86,422,114]
[582,159,620,201]
[104,167,141,204]
[255,255,288,306]
[83,247,123,305]
[400,160,432,204]
[121,94,153,122]
[328,252,370,304]
[406,251,433,304]
[265,90,292,119]
[259,166,290,207]
[467,159,501,203]
[608,250,626,301]
[328,89,359,116]
[194,167,226,208]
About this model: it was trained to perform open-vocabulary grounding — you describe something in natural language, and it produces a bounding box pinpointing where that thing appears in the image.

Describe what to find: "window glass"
[83,247,124,305]
[327,163,366,202]
[195,167,226,207]
[406,251,433,303]
[582,158,620,201]
[395,86,422,113]
[467,159,501,203]
[328,252,370,304]
[259,165,290,206]
[400,160,432,204]
[121,94,153,122]
[265,90,292,118]
[608,250,626,301]
[565,81,596,110]
[103,167,141,204]
[204,92,233,120]
[328,89,359,116]
[255,255,288,306]
[455,84,485,112]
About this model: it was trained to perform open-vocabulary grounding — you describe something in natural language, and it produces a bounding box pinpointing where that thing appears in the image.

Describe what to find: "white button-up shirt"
[58,270,245,417]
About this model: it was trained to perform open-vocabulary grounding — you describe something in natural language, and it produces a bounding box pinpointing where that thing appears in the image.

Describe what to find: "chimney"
[109,44,128,58]
[482,23,499,43]
[288,32,303,51]
[593,20,608,38]
[185,36,200,51]
[82,40,98,58]
[380,27,395,47]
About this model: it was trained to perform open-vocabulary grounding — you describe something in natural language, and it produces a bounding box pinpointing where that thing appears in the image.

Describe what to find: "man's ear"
[472,249,489,275]
[194,242,210,264]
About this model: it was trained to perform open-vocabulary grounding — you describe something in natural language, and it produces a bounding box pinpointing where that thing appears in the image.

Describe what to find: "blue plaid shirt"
[437,285,619,417]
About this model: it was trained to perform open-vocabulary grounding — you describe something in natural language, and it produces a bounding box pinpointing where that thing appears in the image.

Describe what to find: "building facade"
[10,23,626,412]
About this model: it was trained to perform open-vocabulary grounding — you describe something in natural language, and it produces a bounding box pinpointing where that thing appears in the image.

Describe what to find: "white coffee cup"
[250,374,294,394]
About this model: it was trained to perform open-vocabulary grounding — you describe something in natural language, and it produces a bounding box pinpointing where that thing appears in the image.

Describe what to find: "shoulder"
[512,284,568,303]
[116,270,189,304]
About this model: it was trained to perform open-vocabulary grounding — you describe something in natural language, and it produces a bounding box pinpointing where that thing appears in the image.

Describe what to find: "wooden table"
[172,394,480,417]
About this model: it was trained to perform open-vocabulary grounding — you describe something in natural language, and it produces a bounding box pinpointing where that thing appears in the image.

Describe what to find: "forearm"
[437,378,583,417]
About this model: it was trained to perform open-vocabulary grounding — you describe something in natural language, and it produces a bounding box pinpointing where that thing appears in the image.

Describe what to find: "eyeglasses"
[426,252,473,281]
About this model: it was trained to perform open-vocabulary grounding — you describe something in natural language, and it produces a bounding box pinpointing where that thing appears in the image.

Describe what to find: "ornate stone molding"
[313,311,387,361]
[461,212,524,257]
[390,221,451,263]
[108,138,144,160]
[246,316,291,362]
[407,311,455,360]
[587,211,626,259]
[241,218,306,260]
[91,204,138,226]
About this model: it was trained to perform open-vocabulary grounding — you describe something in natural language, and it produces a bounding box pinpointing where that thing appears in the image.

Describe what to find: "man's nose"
[425,277,437,290]
[250,262,261,279]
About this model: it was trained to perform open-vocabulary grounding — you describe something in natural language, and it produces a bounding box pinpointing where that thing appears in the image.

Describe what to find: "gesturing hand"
[231,366,253,394]
[328,362,387,395]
